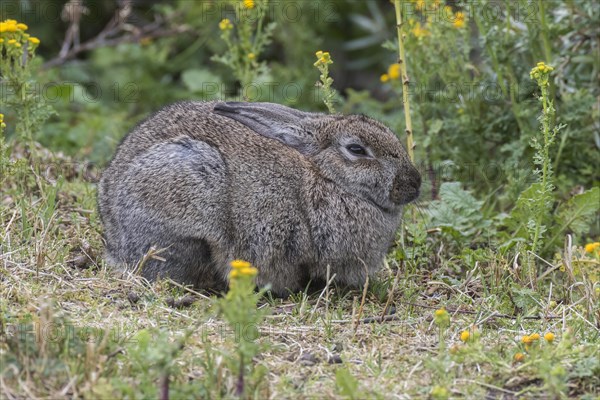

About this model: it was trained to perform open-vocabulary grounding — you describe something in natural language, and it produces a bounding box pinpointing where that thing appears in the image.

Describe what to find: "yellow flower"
[415,0,425,11]
[0,39,4,44]
[0,20,18,33]
[514,352,525,362]
[544,332,555,343]
[387,63,401,80]
[243,0,255,9]
[434,308,448,317]
[16,23,28,30]
[530,61,554,80]
[248,52,256,60]
[229,269,240,279]
[460,330,470,342]
[231,259,251,269]
[584,242,600,253]
[453,12,466,29]
[219,18,233,31]
[433,308,450,327]
[411,22,430,38]
[239,266,258,277]
[314,51,332,67]
[380,74,390,83]
[521,335,533,344]
[529,333,541,341]
[28,37,40,45]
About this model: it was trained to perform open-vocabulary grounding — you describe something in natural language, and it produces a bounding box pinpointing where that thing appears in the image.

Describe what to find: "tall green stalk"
[393,0,414,162]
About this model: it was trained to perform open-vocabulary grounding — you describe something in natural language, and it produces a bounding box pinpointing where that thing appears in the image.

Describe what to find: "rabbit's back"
[99,101,316,292]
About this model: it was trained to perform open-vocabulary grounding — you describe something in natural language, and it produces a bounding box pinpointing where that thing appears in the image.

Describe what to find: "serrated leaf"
[547,186,600,249]
[428,182,490,240]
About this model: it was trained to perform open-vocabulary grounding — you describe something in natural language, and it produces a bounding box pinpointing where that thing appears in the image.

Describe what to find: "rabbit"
[98,101,421,296]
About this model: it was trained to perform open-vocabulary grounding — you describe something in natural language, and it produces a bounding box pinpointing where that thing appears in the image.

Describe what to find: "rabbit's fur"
[98,101,421,296]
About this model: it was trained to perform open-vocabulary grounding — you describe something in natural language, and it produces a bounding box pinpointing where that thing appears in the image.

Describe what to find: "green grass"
[1,152,598,399]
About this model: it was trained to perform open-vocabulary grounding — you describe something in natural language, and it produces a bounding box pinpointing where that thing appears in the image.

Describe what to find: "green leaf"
[428,182,490,240]
[546,186,600,249]
[335,368,360,399]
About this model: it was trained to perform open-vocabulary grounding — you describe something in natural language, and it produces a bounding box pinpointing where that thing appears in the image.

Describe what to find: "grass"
[1,149,598,399]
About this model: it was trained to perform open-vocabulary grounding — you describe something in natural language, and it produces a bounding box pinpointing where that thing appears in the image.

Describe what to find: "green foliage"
[335,367,365,399]
[212,0,276,94]
[428,182,494,243]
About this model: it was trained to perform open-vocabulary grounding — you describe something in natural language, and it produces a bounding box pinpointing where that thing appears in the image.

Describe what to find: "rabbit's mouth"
[364,194,401,214]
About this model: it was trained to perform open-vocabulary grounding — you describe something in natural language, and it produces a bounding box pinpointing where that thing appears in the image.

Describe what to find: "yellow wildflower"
[239,266,258,277]
[387,63,401,80]
[411,22,430,38]
[513,352,525,362]
[28,37,40,45]
[460,330,470,342]
[453,12,466,29]
[219,18,233,31]
[544,332,555,343]
[0,20,18,33]
[0,113,5,129]
[231,259,251,269]
[0,39,4,44]
[229,269,240,279]
[314,51,332,67]
[529,333,541,341]
[434,308,448,317]
[243,0,255,9]
[584,242,600,253]
[433,308,450,327]
[248,52,256,60]
[380,74,390,83]
[530,61,554,80]
[521,335,534,344]
[415,0,425,11]
[16,23,28,30]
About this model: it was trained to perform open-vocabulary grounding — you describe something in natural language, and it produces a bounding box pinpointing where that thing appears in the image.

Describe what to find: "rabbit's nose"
[391,166,421,205]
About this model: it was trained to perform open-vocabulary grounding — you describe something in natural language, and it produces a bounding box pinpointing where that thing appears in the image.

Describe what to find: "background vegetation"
[1,0,598,398]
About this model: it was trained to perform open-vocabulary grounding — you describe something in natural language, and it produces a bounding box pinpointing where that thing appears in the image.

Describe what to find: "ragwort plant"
[0,19,51,146]
[313,50,336,113]
[218,259,270,397]
[212,0,276,99]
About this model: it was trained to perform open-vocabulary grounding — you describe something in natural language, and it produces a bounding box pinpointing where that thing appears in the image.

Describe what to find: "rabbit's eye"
[346,144,367,156]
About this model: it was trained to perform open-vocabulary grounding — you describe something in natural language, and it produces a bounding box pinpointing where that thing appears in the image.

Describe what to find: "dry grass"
[1,153,598,399]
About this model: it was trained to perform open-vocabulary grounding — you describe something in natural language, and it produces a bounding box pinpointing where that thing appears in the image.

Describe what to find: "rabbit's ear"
[214,102,318,155]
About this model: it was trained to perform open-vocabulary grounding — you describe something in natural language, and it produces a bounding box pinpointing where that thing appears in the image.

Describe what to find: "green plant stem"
[393,0,414,162]
[531,84,551,254]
